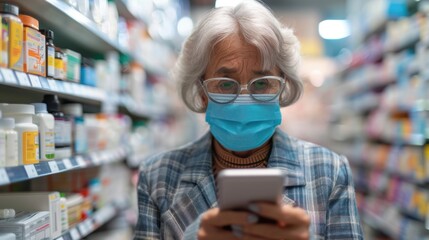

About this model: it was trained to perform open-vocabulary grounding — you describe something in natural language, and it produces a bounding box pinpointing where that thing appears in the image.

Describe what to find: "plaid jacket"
[134,129,363,239]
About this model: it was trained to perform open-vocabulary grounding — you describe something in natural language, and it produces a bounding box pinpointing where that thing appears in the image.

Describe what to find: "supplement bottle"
[63,103,87,154]
[42,95,71,158]
[31,103,55,160]
[0,3,23,71]
[0,118,18,167]
[19,14,45,76]
[40,29,55,78]
[54,48,63,80]
[0,104,39,165]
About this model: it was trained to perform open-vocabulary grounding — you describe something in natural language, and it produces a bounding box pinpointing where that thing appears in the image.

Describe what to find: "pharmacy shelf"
[118,94,167,119]
[55,203,117,240]
[361,208,400,240]
[363,18,388,42]
[115,0,142,22]
[0,146,128,187]
[383,30,420,54]
[0,68,106,104]
[9,0,164,76]
[9,0,128,56]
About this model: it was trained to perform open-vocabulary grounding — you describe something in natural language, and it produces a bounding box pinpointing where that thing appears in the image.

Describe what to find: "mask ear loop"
[278,73,287,104]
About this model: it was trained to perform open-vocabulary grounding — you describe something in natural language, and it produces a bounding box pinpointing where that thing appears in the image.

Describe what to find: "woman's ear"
[200,92,208,107]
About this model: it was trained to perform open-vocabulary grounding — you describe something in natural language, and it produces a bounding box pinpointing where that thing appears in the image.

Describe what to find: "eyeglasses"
[200,76,285,104]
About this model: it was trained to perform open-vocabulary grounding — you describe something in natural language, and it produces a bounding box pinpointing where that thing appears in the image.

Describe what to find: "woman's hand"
[198,207,261,240]
[197,204,310,240]
[236,203,311,240]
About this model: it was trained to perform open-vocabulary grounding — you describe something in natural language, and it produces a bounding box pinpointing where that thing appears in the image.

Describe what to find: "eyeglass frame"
[199,75,286,104]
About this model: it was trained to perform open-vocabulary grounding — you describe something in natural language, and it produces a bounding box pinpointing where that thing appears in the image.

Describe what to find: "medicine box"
[63,49,81,83]
[0,192,61,239]
[0,211,49,240]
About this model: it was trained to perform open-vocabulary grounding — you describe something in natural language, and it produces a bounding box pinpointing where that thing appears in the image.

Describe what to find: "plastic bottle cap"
[62,104,83,116]
[19,14,39,30]
[42,94,61,112]
[40,29,54,40]
[0,118,15,129]
[0,209,15,219]
[31,103,48,114]
[0,3,19,16]
[0,104,35,115]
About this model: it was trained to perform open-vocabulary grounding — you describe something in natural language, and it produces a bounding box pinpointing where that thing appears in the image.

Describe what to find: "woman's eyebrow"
[254,70,274,75]
[215,67,237,75]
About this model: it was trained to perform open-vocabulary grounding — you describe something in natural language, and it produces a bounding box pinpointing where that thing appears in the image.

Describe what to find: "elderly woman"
[135,1,363,239]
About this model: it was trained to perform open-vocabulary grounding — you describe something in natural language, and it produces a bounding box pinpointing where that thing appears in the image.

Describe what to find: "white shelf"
[0,146,128,186]
[55,203,117,240]
[0,68,106,104]
[0,68,167,118]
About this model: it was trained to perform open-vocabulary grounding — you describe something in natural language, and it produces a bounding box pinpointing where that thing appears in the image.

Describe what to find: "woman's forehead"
[212,35,260,61]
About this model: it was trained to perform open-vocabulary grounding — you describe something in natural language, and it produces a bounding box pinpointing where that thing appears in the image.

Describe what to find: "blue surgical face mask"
[205,94,282,152]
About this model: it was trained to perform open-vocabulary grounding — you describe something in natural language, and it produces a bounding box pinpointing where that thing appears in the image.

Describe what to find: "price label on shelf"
[75,156,87,167]
[40,77,50,89]
[63,82,73,94]
[69,228,80,240]
[48,79,58,91]
[0,169,10,185]
[24,165,38,178]
[28,74,42,88]
[84,219,93,233]
[63,158,73,169]
[48,161,59,173]
[15,71,30,86]
[1,68,17,84]
[91,153,101,165]
[56,81,65,93]
[78,223,87,236]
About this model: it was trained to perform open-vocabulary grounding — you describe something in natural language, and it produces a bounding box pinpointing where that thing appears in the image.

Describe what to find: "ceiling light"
[318,20,350,40]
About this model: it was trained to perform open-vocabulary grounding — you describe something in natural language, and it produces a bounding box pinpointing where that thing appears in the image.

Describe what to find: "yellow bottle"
[0,4,23,71]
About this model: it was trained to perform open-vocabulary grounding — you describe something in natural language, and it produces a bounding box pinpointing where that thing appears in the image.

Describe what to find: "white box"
[0,211,49,240]
[0,192,61,239]
[0,233,16,240]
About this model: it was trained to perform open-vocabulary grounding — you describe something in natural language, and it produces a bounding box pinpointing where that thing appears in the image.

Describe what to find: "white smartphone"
[217,168,285,211]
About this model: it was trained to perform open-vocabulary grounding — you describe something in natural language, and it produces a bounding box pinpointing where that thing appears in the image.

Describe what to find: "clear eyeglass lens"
[204,77,282,103]
[250,78,282,101]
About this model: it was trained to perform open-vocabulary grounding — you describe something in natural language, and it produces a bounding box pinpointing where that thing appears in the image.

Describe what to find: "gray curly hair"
[173,0,303,113]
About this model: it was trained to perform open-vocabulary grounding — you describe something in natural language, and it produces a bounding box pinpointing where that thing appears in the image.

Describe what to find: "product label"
[44,128,55,160]
[22,131,39,164]
[1,18,8,68]
[5,132,18,166]
[55,58,63,79]
[54,119,64,144]
[8,20,23,71]
[47,46,55,77]
[23,27,43,75]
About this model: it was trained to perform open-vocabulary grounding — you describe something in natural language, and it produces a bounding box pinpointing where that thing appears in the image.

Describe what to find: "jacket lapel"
[268,129,307,206]
[162,133,218,237]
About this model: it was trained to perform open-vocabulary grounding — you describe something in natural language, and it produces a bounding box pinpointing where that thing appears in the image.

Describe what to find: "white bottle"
[0,104,39,165]
[0,118,18,167]
[63,103,87,154]
[31,103,55,161]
